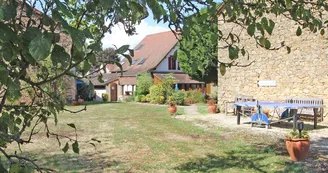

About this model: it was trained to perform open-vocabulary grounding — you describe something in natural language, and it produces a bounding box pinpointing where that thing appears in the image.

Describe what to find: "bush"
[134,95,143,102]
[141,95,148,102]
[101,93,108,101]
[172,90,186,105]
[125,96,133,102]
[136,72,153,95]
[186,90,205,104]
[149,84,165,104]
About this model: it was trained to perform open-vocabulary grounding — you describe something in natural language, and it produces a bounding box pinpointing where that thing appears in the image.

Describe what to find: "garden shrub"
[101,93,108,101]
[149,84,165,104]
[125,96,133,102]
[136,72,153,95]
[141,95,148,102]
[134,95,143,102]
[145,94,151,102]
[172,90,186,105]
[186,90,205,104]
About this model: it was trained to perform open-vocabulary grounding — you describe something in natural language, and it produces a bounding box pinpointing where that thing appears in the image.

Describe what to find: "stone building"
[217,6,328,116]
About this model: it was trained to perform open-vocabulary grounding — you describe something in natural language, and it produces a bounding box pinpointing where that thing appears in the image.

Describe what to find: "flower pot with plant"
[285,122,310,161]
[207,99,217,114]
[167,96,177,115]
[71,101,78,106]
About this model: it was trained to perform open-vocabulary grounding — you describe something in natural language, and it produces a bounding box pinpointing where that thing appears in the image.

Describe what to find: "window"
[135,44,144,50]
[138,58,147,65]
[131,60,138,65]
[168,56,177,70]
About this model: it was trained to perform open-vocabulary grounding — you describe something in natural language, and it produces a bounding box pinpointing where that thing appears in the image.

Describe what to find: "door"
[110,83,117,101]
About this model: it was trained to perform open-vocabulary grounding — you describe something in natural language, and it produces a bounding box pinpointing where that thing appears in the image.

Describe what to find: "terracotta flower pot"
[168,105,177,114]
[78,99,84,103]
[208,105,217,114]
[285,138,310,161]
[71,101,78,106]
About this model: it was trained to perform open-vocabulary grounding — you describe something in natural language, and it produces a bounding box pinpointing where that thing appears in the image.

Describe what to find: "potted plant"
[167,96,177,115]
[285,128,310,161]
[207,99,217,114]
[71,100,78,106]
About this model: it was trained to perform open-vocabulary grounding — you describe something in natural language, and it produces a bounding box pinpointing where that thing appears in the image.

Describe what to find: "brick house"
[216,5,328,114]
[91,31,210,101]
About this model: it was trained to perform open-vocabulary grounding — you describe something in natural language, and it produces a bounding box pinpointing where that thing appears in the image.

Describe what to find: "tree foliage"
[0,0,327,172]
[177,7,218,84]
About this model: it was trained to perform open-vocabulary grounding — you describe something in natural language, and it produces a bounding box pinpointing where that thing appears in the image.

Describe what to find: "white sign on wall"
[257,80,277,87]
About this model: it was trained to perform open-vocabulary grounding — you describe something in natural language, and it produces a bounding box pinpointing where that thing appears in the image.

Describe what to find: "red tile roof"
[106,31,178,75]
[153,73,204,84]
[119,77,137,85]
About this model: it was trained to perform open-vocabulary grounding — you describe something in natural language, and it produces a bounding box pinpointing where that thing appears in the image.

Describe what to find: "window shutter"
[168,56,172,70]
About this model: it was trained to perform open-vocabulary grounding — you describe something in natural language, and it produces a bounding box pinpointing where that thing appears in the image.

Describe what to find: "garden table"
[233,101,325,131]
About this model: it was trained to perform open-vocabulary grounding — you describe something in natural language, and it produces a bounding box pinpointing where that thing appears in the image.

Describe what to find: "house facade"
[217,8,328,114]
[91,31,208,101]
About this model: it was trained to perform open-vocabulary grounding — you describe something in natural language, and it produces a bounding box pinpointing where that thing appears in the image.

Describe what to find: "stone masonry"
[217,12,328,117]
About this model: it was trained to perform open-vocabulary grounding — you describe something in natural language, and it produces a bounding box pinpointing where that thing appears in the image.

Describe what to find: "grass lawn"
[197,103,209,114]
[6,102,306,172]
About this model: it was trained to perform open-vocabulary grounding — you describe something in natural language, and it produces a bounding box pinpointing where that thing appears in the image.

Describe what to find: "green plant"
[126,96,134,102]
[172,90,186,105]
[135,95,144,102]
[136,73,154,95]
[141,95,148,102]
[286,131,309,139]
[186,90,205,104]
[102,93,109,101]
[167,96,176,106]
[149,84,166,104]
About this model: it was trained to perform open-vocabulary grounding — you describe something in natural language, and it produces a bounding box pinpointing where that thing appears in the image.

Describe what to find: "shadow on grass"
[79,101,120,106]
[175,140,310,173]
[34,153,121,172]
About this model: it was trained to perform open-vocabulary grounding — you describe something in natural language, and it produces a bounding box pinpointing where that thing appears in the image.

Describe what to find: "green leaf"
[261,17,268,27]
[23,27,42,41]
[29,35,52,61]
[88,42,102,52]
[320,29,325,36]
[0,23,15,41]
[54,0,73,18]
[219,63,226,76]
[62,142,69,153]
[3,2,17,21]
[98,73,104,83]
[286,0,292,9]
[0,159,7,173]
[0,44,14,62]
[51,45,70,68]
[72,141,79,154]
[87,53,97,65]
[6,78,21,101]
[296,26,302,36]
[286,46,291,54]
[122,54,132,65]
[129,49,134,57]
[0,8,4,21]
[247,23,255,36]
[264,40,271,49]
[116,45,130,54]
[259,37,266,46]
[228,46,238,60]
[83,61,91,74]
[266,20,275,35]
[67,123,76,129]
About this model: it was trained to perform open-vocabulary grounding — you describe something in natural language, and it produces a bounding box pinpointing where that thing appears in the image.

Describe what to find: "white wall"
[153,46,182,72]
[94,89,106,101]
[123,85,136,95]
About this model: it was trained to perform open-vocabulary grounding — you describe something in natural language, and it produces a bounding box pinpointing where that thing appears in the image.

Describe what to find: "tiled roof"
[153,73,204,84]
[106,31,178,75]
[89,73,119,86]
[119,77,137,85]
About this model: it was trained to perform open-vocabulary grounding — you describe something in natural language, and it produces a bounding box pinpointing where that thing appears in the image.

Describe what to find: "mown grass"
[5,102,307,172]
[197,103,208,114]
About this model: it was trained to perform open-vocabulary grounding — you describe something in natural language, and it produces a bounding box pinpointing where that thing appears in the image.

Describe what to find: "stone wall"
[217,13,328,115]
